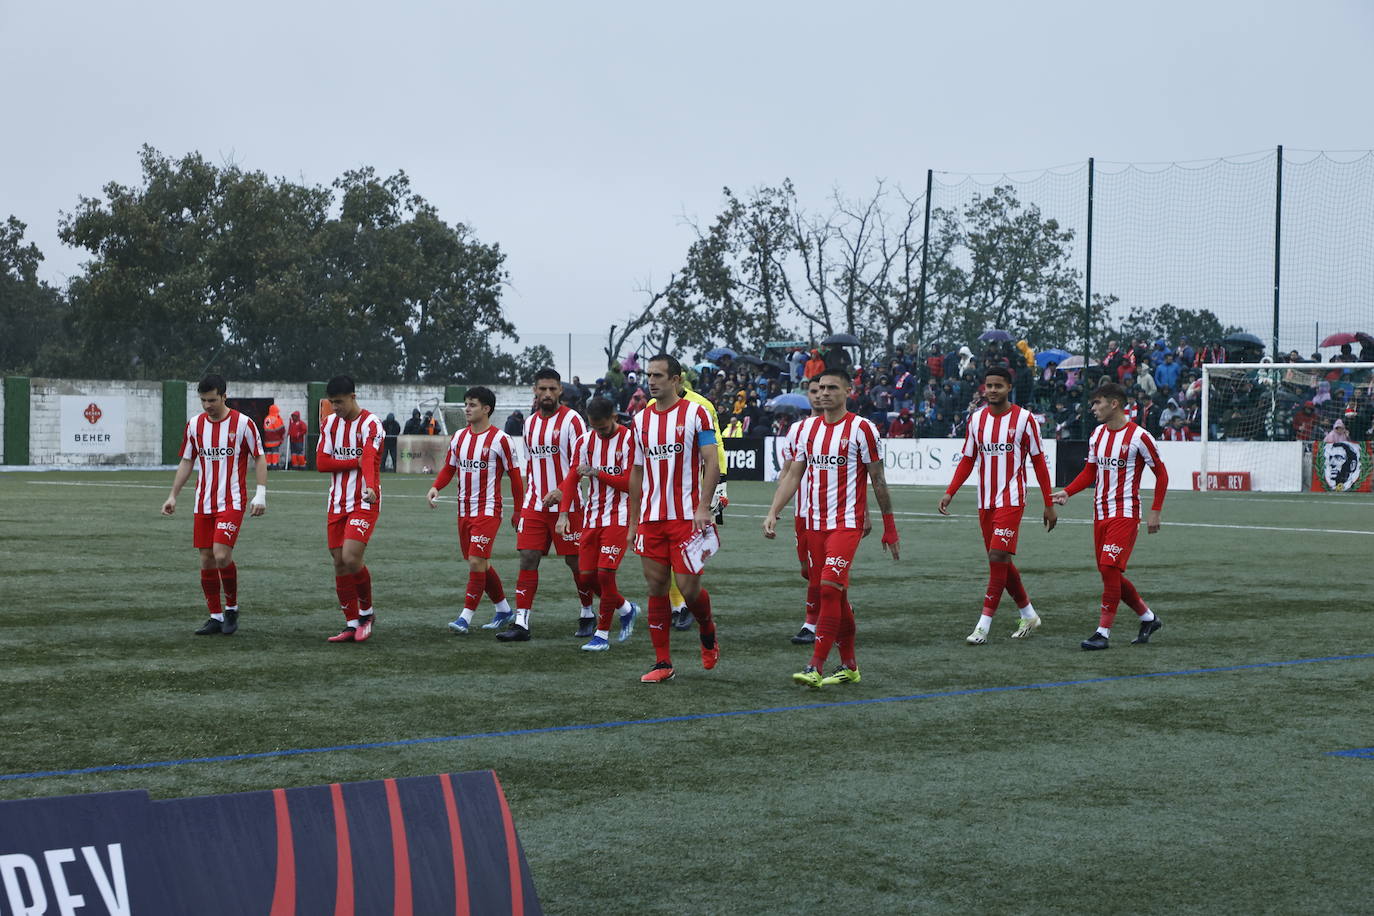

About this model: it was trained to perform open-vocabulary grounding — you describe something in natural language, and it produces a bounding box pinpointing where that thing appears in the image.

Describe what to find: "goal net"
[1199,362,1374,491]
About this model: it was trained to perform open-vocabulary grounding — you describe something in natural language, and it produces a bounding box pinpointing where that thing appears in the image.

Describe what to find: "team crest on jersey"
[839,438,849,449]
[675,425,685,436]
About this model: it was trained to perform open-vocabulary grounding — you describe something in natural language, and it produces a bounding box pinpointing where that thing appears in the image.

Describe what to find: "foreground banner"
[1311,441,1374,492]
[0,771,541,915]
[765,436,1058,487]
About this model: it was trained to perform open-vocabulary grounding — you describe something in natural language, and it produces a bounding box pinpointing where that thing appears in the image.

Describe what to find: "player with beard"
[495,368,590,642]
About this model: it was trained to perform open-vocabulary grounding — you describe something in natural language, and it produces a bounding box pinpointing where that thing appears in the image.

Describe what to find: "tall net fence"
[924,147,1374,364]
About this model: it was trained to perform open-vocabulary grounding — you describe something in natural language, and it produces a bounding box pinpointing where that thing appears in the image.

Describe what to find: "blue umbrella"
[766,393,811,411]
[978,329,1012,343]
[1036,348,1072,367]
[705,347,738,361]
[695,361,717,371]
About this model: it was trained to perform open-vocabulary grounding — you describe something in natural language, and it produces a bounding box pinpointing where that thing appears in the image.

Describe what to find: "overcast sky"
[3,0,1371,372]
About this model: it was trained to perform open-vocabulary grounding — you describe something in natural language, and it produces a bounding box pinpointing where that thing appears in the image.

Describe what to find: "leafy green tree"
[0,217,68,374]
[1108,302,1242,349]
[924,186,1105,352]
[57,147,513,381]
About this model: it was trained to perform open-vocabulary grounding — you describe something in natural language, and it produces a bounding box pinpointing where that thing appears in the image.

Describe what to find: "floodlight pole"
[916,169,933,356]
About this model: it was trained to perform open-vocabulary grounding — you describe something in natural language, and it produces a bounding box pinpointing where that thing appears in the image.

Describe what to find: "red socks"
[576,570,599,608]
[836,596,857,670]
[596,569,624,632]
[219,563,238,607]
[983,560,1010,616]
[352,567,372,612]
[1120,575,1149,616]
[1098,565,1123,629]
[1005,563,1030,609]
[515,569,538,610]
[200,569,221,615]
[484,568,505,603]
[335,575,359,622]
[804,582,820,627]
[647,595,672,664]
[688,588,715,648]
[464,571,486,613]
[811,585,843,670]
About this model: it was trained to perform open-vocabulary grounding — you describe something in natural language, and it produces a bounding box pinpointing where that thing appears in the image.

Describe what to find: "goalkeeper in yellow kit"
[647,375,729,629]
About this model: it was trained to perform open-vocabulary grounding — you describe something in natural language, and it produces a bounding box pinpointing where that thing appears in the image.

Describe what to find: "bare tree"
[604,275,677,370]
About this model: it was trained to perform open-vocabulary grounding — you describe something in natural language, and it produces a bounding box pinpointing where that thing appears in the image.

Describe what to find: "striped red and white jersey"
[320,409,386,514]
[632,398,715,522]
[779,417,815,521]
[1084,421,1164,520]
[522,406,586,512]
[795,412,882,530]
[444,425,518,518]
[180,410,263,514]
[960,404,1046,509]
[572,424,636,528]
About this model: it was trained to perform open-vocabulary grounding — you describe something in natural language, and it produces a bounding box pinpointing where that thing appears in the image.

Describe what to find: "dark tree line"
[1,146,544,383]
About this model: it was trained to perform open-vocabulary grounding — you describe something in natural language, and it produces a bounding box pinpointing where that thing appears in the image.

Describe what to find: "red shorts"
[979,506,1025,555]
[458,514,502,560]
[794,516,809,571]
[1093,517,1140,570]
[634,519,707,575]
[327,507,380,550]
[193,510,245,550]
[805,527,864,588]
[580,525,630,571]
[516,508,581,555]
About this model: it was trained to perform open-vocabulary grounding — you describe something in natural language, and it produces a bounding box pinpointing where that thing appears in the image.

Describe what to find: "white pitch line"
[23,483,1374,535]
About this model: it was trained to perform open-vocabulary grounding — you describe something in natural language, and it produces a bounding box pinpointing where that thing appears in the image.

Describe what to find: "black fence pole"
[1273,144,1283,356]
[1084,157,1095,360]
[916,169,933,354]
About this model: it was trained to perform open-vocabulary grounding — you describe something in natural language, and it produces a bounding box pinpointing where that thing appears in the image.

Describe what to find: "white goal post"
[1198,362,1374,491]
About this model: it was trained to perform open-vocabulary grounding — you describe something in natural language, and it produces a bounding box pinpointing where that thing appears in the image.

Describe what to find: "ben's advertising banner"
[1311,441,1374,492]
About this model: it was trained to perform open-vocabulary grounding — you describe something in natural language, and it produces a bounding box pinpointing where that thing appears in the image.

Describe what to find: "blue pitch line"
[5,653,1373,783]
[1327,747,1374,758]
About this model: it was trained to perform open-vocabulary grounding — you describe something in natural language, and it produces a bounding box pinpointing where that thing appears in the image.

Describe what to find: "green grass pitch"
[1,471,1372,914]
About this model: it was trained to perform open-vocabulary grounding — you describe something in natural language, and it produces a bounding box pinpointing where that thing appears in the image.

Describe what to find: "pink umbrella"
[1319,332,1361,347]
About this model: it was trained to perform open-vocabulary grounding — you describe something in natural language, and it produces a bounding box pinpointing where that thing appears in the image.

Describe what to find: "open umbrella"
[1057,355,1086,369]
[695,361,717,371]
[1223,332,1264,348]
[761,359,788,374]
[766,393,811,411]
[821,332,860,347]
[978,329,1012,343]
[705,347,738,361]
[1319,332,1361,348]
[1035,348,1072,367]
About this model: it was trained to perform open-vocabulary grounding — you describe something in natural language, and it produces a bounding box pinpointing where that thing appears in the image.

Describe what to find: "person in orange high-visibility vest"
[287,410,308,468]
[262,404,286,469]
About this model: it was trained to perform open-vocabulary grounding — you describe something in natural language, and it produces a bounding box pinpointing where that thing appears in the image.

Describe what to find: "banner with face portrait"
[1311,441,1374,492]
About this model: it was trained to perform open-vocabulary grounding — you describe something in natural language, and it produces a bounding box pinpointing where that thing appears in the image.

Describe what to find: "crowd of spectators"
[578,335,1373,444]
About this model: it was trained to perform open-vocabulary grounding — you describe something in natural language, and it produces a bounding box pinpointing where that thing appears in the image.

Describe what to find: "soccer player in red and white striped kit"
[161,375,268,635]
[496,368,595,643]
[427,386,522,634]
[316,375,386,643]
[542,396,640,651]
[630,354,722,683]
[1052,381,1169,650]
[764,367,901,688]
[782,376,827,644]
[939,366,1058,644]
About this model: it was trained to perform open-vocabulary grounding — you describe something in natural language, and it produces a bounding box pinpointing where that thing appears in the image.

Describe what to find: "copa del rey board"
[59,396,126,454]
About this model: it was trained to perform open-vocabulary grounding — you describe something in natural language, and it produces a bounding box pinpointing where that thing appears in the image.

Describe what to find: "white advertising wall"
[764,437,1059,488]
